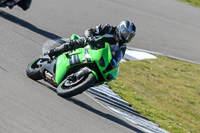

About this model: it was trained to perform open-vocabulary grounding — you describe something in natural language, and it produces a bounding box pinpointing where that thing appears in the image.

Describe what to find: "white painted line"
[125,49,157,61]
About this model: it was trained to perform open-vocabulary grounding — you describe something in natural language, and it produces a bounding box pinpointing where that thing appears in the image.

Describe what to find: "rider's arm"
[84,24,116,37]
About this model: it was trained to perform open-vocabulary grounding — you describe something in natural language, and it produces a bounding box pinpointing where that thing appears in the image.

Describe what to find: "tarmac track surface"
[0,0,199,132]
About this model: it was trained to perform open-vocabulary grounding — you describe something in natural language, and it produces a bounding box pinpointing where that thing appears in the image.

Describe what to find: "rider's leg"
[47,42,72,59]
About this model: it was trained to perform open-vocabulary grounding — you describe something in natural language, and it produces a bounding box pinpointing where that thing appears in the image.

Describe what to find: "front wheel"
[57,67,97,98]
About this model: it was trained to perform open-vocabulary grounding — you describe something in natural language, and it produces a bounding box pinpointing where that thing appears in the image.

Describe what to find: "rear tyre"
[26,57,42,80]
[57,67,96,98]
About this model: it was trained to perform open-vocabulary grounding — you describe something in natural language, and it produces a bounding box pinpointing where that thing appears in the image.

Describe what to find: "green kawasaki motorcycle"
[26,34,123,98]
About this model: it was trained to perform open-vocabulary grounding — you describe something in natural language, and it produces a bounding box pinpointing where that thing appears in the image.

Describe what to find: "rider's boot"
[17,0,32,10]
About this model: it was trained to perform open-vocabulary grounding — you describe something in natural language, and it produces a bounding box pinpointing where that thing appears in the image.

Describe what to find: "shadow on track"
[0,10,61,40]
[0,66,8,72]
[67,97,145,133]
[35,81,144,132]
[36,81,56,92]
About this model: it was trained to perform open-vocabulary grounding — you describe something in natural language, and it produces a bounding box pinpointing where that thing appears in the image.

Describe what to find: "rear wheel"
[26,57,42,80]
[57,67,96,98]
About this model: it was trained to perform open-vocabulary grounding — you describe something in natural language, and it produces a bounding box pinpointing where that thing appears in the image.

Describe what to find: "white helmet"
[116,20,136,43]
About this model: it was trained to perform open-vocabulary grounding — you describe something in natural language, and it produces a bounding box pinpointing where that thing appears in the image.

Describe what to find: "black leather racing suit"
[48,24,127,58]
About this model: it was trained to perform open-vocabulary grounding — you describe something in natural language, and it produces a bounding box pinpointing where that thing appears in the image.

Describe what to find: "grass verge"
[108,56,200,133]
[179,0,200,7]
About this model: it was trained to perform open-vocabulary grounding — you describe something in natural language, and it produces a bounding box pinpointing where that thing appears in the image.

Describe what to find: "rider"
[48,20,136,60]
[1,0,32,10]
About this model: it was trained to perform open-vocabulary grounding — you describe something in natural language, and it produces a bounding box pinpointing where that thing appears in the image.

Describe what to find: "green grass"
[108,56,200,133]
[179,0,200,7]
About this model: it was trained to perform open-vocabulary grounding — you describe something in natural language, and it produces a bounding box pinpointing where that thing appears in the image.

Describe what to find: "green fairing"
[107,66,119,80]
[89,43,113,80]
[55,34,119,84]
[55,54,70,84]
[55,34,80,84]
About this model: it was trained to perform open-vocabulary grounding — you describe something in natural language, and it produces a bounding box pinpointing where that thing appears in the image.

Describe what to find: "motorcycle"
[0,0,28,10]
[26,34,123,98]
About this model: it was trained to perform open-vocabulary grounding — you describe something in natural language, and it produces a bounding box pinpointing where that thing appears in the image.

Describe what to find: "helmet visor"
[119,25,135,43]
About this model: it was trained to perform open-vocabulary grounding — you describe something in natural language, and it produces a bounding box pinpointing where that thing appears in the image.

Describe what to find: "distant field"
[180,0,200,7]
[108,56,200,132]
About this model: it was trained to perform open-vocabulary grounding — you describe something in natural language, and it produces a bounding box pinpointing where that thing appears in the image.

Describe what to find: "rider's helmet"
[116,20,136,43]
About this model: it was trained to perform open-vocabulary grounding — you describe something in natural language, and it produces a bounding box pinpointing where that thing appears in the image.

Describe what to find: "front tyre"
[26,57,42,80]
[57,68,96,98]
